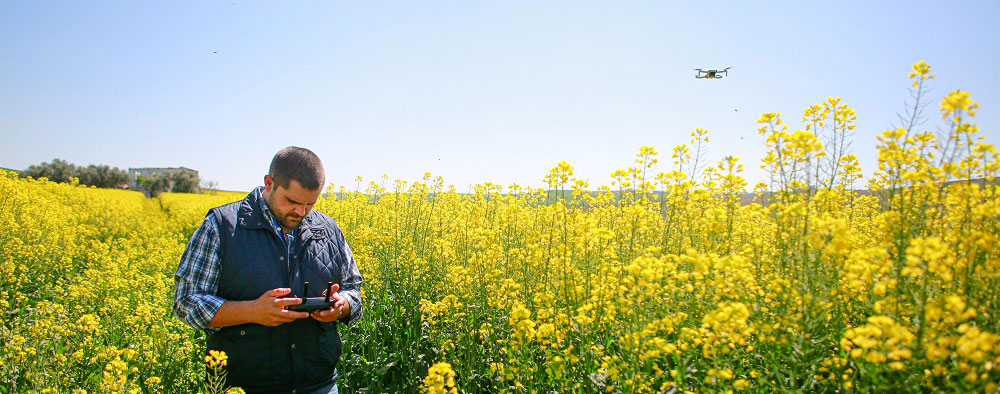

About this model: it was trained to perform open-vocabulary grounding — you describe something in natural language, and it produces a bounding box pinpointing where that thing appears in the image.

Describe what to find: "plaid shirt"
[173,194,363,333]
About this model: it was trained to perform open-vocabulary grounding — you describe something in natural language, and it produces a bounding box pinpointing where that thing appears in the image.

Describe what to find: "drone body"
[695,67,731,79]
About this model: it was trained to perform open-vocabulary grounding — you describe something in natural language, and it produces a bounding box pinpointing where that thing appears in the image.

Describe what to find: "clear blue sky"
[2,1,998,192]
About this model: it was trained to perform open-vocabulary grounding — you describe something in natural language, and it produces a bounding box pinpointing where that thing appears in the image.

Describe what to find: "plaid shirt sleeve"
[173,213,226,334]
[337,235,364,326]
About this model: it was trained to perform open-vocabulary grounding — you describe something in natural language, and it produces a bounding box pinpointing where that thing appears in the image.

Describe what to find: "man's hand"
[311,283,351,323]
[252,288,310,326]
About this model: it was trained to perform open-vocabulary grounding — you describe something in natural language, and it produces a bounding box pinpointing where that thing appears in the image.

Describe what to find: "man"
[173,147,363,394]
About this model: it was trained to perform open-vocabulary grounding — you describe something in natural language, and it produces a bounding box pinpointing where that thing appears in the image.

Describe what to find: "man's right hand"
[207,288,310,328]
[252,288,310,326]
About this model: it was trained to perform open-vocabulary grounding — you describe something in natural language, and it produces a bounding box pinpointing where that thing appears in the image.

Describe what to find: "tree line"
[19,158,200,196]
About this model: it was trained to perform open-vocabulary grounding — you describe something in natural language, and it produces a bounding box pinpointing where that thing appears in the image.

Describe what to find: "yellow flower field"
[1,63,998,393]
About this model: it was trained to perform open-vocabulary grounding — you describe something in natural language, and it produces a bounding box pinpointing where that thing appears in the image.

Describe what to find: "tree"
[170,170,200,193]
[23,159,78,183]
[201,179,219,190]
[137,174,171,197]
[21,159,202,194]
[23,159,130,188]
[77,165,129,188]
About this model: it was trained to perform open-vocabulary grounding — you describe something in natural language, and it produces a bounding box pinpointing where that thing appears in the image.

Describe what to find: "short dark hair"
[269,147,325,190]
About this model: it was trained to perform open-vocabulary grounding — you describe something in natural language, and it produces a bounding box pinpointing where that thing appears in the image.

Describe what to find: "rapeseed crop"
[1,62,998,392]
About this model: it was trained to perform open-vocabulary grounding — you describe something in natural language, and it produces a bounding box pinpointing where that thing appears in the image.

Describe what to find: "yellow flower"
[206,350,228,368]
[422,362,458,394]
[940,89,979,119]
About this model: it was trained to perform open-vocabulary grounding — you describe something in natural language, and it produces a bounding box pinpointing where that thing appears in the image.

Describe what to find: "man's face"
[263,175,322,231]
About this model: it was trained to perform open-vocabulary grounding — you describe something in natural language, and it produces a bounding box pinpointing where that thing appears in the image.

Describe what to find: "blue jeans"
[308,382,338,394]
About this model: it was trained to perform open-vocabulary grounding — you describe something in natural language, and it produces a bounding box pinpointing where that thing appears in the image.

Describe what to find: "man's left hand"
[311,283,350,323]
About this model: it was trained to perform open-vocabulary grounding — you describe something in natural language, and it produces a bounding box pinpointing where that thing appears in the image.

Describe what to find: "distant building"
[128,167,199,193]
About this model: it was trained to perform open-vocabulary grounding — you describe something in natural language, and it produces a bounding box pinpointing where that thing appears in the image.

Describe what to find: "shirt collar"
[258,193,295,236]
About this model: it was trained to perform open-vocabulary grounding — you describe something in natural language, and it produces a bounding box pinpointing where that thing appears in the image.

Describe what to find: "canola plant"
[1,62,998,393]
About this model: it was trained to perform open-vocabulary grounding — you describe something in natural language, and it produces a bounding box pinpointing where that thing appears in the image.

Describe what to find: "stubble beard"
[266,193,301,230]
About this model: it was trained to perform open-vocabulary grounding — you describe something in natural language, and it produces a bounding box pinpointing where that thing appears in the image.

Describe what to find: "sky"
[2,1,998,193]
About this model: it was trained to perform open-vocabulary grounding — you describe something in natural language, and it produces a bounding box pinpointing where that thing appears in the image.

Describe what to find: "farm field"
[1,64,999,393]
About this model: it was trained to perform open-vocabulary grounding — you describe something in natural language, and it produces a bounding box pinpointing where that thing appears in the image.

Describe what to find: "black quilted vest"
[206,187,344,393]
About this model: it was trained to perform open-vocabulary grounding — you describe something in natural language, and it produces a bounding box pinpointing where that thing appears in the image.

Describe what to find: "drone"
[695,67,731,79]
